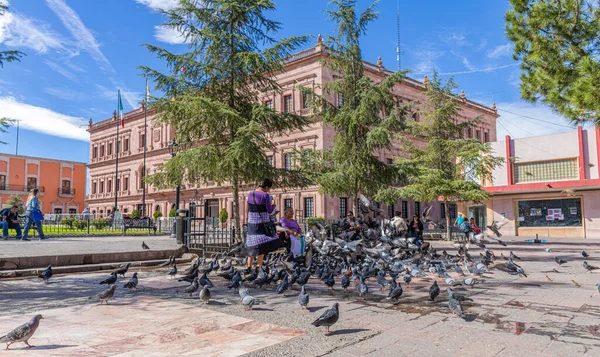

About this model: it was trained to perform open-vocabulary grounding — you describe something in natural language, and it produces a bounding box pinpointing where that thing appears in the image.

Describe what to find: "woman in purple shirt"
[280,207,302,237]
[246,179,279,268]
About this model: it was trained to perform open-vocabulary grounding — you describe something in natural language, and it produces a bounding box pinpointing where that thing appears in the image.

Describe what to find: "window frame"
[284,198,293,210]
[339,197,348,219]
[304,197,314,218]
[283,95,292,113]
[401,201,408,219]
[284,153,293,171]
[27,177,37,191]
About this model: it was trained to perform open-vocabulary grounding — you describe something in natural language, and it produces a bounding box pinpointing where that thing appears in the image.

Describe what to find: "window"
[124,138,129,152]
[140,133,146,149]
[387,204,394,218]
[92,147,98,159]
[265,100,273,109]
[401,201,408,219]
[414,201,421,217]
[107,142,112,155]
[69,208,76,214]
[304,197,314,218]
[61,180,71,194]
[283,95,292,113]
[100,145,105,157]
[285,153,293,171]
[99,181,104,193]
[484,132,489,143]
[441,203,446,219]
[27,177,37,191]
[139,174,144,189]
[107,180,112,193]
[517,198,582,227]
[54,208,62,214]
[386,158,393,165]
[267,156,274,167]
[124,208,129,213]
[302,92,309,109]
[475,130,481,142]
[340,198,348,218]
[337,93,344,108]
[468,128,473,138]
[124,177,129,191]
[284,199,293,210]
[116,178,120,191]
[514,158,578,184]
[449,204,457,219]
[412,112,419,122]
[92,182,97,194]
[0,174,5,190]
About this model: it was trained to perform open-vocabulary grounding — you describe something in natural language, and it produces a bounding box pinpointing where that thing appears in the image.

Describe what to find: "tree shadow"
[327,328,369,336]
[15,344,77,350]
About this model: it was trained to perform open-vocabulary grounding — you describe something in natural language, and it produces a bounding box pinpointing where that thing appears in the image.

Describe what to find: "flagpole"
[114,91,120,214]
[142,80,148,218]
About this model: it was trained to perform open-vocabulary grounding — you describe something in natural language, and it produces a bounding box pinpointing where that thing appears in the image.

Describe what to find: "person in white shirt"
[391,211,408,236]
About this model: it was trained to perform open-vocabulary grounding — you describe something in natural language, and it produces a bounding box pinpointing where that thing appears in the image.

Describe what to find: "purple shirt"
[248,190,275,214]
[280,217,302,234]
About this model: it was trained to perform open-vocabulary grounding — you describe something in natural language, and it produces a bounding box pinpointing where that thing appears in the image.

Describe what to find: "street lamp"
[168,138,186,238]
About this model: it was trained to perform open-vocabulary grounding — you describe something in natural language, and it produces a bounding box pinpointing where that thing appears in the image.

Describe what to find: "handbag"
[262,221,277,237]
[32,209,44,223]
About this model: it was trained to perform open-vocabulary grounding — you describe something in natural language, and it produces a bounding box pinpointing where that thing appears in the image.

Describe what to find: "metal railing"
[57,188,76,196]
[0,185,45,193]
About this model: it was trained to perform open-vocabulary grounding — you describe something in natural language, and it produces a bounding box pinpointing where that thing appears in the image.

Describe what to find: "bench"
[123,217,157,236]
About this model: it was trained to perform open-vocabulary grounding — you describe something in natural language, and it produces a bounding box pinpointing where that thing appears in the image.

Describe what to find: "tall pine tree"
[0,4,25,68]
[140,0,312,241]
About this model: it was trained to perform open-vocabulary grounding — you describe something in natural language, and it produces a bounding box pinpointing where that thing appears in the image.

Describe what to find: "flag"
[180,66,187,73]
[118,90,124,128]
[145,78,150,102]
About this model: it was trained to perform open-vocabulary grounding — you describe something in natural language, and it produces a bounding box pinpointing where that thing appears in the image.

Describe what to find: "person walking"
[246,179,281,270]
[22,189,47,241]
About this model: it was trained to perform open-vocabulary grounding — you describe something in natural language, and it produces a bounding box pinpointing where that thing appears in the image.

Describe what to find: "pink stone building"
[480,127,600,238]
[86,42,498,224]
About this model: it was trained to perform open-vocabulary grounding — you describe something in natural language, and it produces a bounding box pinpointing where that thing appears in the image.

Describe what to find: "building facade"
[481,127,600,238]
[0,154,86,214]
[86,41,498,223]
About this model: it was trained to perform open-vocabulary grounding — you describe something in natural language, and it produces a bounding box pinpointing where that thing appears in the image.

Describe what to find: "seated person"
[1,205,22,240]
[469,218,481,234]
[280,207,312,265]
[408,215,424,246]
[340,211,361,239]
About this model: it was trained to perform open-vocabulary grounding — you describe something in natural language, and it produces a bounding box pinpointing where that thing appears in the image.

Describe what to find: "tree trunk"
[353,194,360,218]
[444,201,452,241]
[232,175,242,244]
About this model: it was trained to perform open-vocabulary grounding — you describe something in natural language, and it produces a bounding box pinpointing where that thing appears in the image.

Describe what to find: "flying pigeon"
[142,241,150,250]
[298,285,309,309]
[38,265,53,283]
[158,255,175,267]
[100,272,118,285]
[554,257,567,265]
[115,263,131,277]
[429,281,440,302]
[0,315,43,350]
[199,286,211,305]
[510,251,521,260]
[123,272,138,290]
[97,285,117,304]
[582,250,590,258]
[312,303,340,334]
[584,261,599,272]
[168,264,178,279]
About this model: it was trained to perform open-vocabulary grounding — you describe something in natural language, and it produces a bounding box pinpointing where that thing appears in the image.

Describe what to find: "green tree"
[219,208,228,224]
[375,73,503,238]
[0,118,14,145]
[6,194,24,214]
[506,0,600,124]
[0,5,25,68]
[297,0,407,213]
[141,0,312,241]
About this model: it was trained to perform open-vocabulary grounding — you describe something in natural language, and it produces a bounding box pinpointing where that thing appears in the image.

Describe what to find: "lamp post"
[168,138,184,238]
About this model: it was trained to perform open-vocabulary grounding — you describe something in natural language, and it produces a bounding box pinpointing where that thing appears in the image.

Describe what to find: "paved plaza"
[0,237,600,356]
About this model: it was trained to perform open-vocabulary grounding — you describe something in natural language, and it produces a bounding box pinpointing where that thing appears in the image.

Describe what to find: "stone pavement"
[0,236,600,356]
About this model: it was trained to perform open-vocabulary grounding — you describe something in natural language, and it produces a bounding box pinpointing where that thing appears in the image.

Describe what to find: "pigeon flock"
[3,219,600,349]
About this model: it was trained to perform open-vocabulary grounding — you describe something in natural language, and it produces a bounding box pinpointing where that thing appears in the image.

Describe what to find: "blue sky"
[0,0,583,164]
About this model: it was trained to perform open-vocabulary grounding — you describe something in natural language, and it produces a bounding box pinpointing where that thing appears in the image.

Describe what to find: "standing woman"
[22,189,47,241]
[246,179,280,270]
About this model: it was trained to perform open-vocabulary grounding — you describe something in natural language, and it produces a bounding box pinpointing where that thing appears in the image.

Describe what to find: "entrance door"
[207,200,219,225]
[468,205,486,230]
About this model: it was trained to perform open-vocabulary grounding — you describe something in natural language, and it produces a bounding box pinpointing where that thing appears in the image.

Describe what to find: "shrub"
[169,208,177,217]
[307,216,325,225]
[61,218,75,229]
[153,210,163,220]
[91,218,109,229]
[73,219,87,230]
[131,209,141,219]
[219,208,229,223]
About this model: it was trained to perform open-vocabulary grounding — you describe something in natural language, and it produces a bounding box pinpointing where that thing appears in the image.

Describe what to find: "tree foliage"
[6,194,24,214]
[0,117,13,145]
[0,5,25,68]
[506,0,600,124]
[297,0,408,213]
[375,73,503,237]
[141,0,311,240]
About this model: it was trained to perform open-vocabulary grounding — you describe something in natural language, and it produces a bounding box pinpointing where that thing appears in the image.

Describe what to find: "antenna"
[396,0,401,70]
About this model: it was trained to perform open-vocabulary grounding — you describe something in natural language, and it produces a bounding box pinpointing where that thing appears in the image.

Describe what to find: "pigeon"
[582,250,590,258]
[199,286,211,305]
[312,303,339,333]
[115,263,131,277]
[198,271,214,288]
[554,257,567,265]
[544,248,553,253]
[464,277,479,287]
[386,282,403,302]
[584,261,599,272]
[296,271,311,286]
[179,269,200,283]
[357,275,368,298]
[376,270,389,290]
[180,277,200,297]
[100,272,118,285]
[123,272,138,290]
[341,275,350,290]
[448,296,466,319]
[429,281,440,302]
[168,264,178,279]
[158,255,175,267]
[298,285,310,309]
[142,241,150,250]
[0,315,43,350]
[38,265,53,283]
[97,285,117,304]
[324,272,335,290]
[242,294,265,310]
[276,274,290,295]
[447,287,473,302]
[510,251,521,260]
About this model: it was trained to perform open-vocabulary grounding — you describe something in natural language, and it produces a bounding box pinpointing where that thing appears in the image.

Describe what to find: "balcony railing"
[58,188,76,197]
[0,185,45,193]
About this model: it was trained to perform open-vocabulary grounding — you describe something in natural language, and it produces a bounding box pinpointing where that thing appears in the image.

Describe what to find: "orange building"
[0,154,86,214]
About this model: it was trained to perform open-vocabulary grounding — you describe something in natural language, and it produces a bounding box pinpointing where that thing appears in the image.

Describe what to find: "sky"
[0,0,587,164]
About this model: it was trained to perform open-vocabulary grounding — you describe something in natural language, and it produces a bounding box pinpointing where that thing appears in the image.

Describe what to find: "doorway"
[207,199,219,225]
[468,205,486,230]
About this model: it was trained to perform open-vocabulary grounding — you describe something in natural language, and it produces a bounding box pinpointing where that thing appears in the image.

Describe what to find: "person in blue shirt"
[22,189,47,241]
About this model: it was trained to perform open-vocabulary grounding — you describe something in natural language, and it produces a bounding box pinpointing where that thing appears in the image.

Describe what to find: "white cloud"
[154,25,188,44]
[0,8,71,54]
[442,32,470,47]
[44,60,79,82]
[135,0,180,11]
[411,50,444,75]
[43,87,87,101]
[494,102,580,139]
[452,52,476,71]
[487,44,513,59]
[96,84,142,107]
[475,39,488,52]
[0,96,88,141]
